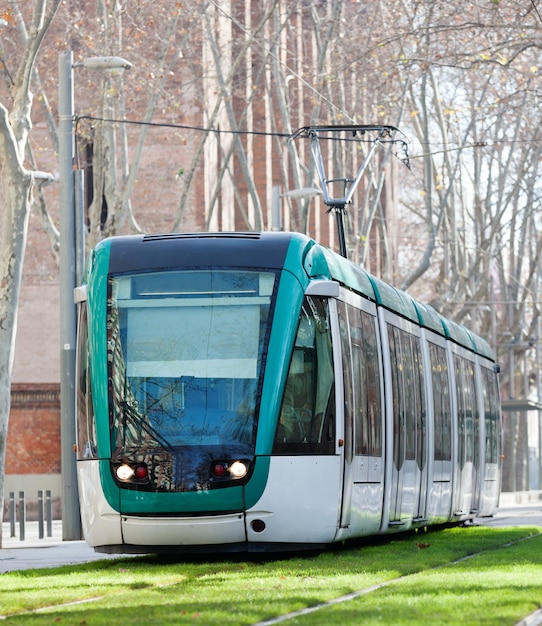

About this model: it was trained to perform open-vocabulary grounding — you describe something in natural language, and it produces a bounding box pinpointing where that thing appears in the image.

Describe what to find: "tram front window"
[107,269,276,492]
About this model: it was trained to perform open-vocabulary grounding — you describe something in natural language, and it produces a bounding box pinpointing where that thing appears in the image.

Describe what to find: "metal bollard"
[46,490,52,537]
[38,490,44,539]
[18,491,25,541]
[9,492,15,538]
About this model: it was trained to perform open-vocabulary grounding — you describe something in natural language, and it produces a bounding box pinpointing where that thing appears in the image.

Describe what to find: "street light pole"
[58,50,79,541]
[58,50,131,541]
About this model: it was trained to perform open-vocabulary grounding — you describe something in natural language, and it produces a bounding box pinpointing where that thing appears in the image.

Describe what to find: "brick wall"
[6,383,61,475]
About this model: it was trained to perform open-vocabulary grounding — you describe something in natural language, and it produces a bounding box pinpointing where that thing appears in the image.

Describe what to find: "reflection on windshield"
[107,269,275,492]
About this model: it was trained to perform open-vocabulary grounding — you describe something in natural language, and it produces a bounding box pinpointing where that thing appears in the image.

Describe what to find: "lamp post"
[272,186,322,234]
[59,50,131,541]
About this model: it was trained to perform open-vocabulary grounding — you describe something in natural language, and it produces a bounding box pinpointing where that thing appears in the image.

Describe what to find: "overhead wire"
[75,114,411,169]
[77,113,542,167]
[531,0,542,23]
[75,115,291,139]
[73,3,542,172]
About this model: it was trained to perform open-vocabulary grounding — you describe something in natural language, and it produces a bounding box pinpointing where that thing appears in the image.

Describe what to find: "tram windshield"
[107,269,276,491]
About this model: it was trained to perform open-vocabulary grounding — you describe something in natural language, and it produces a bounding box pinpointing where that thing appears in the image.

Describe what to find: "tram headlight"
[116,464,135,481]
[115,463,148,482]
[229,460,248,478]
[210,459,250,481]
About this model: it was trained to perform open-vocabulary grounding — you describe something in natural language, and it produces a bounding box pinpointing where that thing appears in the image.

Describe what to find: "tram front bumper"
[119,512,247,547]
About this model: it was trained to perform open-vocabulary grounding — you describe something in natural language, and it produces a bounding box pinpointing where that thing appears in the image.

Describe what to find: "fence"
[7,491,53,541]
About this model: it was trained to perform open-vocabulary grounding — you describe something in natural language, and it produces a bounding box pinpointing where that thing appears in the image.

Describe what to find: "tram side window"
[412,334,426,470]
[472,364,480,469]
[482,367,501,464]
[273,296,335,454]
[428,342,452,463]
[76,303,97,460]
[454,355,477,469]
[388,326,402,469]
[403,335,417,461]
[454,355,466,468]
[349,306,382,457]
[404,332,426,467]
[338,301,354,464]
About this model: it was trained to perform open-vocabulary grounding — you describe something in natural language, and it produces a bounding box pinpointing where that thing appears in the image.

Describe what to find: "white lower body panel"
[77,461,122,548]
[479,463,500,516]
[246,456,342,544]
[427,481,453,524]
[334,482,384,542]
[121,513,246,546]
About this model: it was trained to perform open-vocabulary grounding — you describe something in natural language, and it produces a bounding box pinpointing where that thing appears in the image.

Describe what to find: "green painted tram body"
[83,233,320,516]
[76,231,501,553]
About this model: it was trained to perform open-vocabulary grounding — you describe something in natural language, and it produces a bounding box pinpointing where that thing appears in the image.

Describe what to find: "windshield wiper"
[119,400,175,453]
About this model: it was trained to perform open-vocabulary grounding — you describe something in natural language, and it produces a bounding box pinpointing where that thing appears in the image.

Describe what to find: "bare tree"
[0,0,61,548]
[3,0,542,517]
[347,0,542,489]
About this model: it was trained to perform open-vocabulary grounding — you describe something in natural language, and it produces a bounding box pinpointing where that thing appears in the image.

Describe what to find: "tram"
[74,231,502,554]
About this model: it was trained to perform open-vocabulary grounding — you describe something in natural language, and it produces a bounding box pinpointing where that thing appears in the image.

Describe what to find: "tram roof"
[312,240,493,358]
[465,329,494,360]
[439,317,477,352]
[412,300,446,334]
[104,231,295,274]
[308,245,375,299]
[367,275,420,323]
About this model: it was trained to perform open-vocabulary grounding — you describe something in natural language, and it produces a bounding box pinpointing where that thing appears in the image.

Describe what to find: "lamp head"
[79,56,132,71]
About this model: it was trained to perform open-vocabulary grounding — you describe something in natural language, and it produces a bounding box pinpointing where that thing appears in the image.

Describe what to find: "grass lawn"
[0,526,541,625]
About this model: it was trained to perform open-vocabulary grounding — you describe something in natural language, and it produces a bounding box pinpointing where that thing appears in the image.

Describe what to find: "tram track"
[0,578,181,621]
[253,530,542,626]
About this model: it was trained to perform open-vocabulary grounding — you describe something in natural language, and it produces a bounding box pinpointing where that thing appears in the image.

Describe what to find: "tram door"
[336,297,385,536]
[452,350,480,516]
[425,338,453,522]
[384,316,429,526]
[477,364,501,516]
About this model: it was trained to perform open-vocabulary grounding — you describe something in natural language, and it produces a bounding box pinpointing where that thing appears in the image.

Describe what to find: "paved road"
[1,496,541,573]
[0,520,122,572]
[477,502,542,528]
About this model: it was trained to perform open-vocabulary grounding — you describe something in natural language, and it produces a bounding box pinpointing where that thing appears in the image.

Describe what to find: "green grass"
[0,526,541,625]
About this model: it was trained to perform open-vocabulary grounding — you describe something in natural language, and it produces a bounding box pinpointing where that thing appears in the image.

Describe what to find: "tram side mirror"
[304,280,340,298]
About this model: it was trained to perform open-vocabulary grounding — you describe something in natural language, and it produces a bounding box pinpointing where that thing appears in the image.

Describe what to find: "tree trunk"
[0,105,34,548]
[0,0,60,548]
